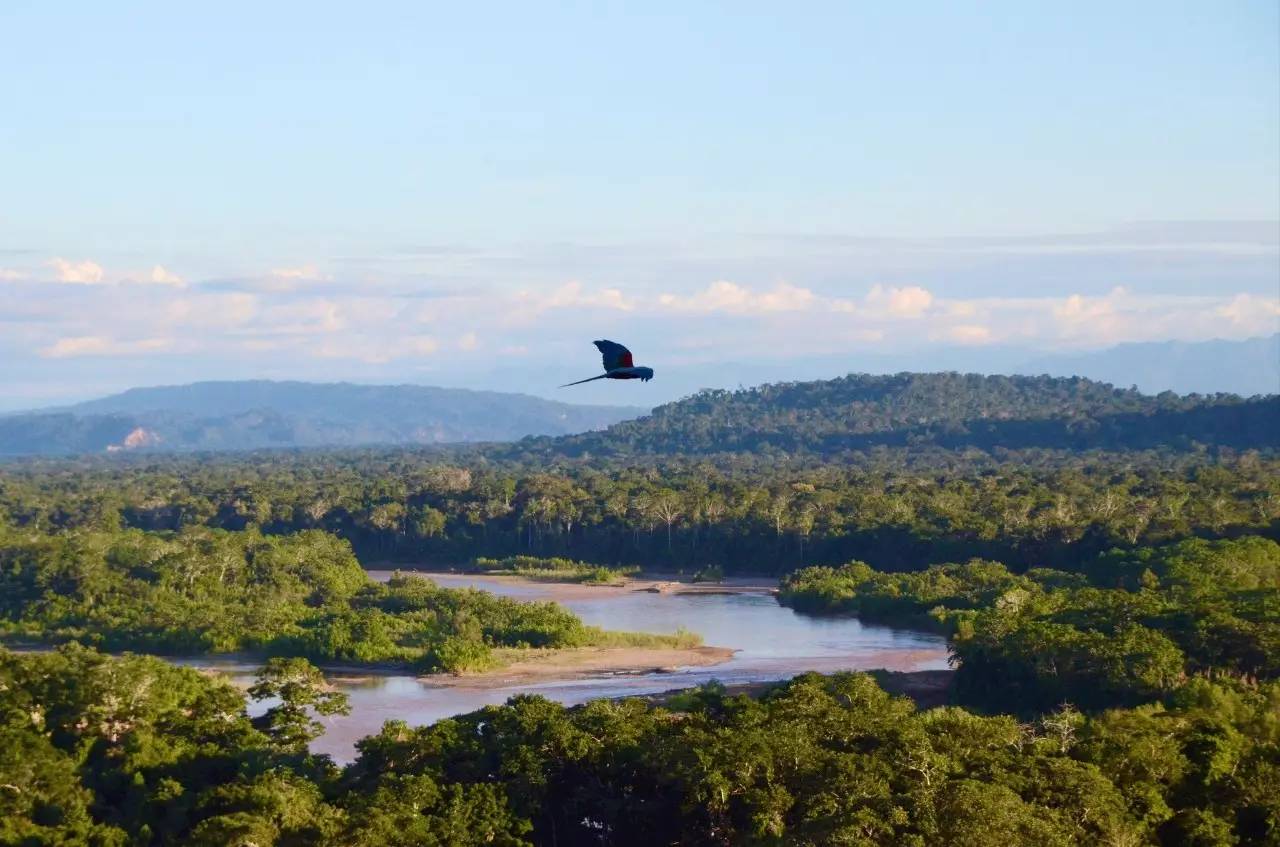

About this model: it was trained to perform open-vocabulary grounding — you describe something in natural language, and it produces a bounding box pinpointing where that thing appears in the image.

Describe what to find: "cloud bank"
[0,221,1275,406]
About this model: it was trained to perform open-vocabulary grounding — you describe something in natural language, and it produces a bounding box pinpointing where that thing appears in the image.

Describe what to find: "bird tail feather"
[559,373,609,388]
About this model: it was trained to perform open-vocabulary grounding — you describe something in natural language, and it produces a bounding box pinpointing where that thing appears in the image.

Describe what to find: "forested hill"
[0,381,643,456]
[517,372,1279,458]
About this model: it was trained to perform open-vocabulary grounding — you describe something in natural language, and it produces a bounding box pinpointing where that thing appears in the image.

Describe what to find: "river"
[191,572,949,763]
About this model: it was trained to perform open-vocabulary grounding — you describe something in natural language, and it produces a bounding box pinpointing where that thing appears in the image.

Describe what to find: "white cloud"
[10,250,1278,383]
[590,288,633,310]
[945,285,1275,348]
[259,299,345,335]
[241,338,289,353]
[0,269,28,281]
[504,281,636,326]
[1049,287,1141,345]
[865,284,934,318]
[149,265,184,286]
[1054,288,1123,323]
[540,281,635,311]
[658,281,820,314]
[405,336,440,355]
[49,258,104,284]
[207,263,333,294]
[314,334,439,363]
[37,258,184,287]
[117,265,189,287]
[1217,293,1280,330]
[938,324,994,345]
[271,264,326,281]
[40,336,172,358]
[165,292,258,328]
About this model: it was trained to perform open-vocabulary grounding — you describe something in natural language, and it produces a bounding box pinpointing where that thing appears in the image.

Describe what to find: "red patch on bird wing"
[619,352,634,368]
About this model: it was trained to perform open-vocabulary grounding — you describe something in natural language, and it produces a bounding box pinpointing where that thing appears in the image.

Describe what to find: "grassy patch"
[469,555,640,584]
[581,626,703,649]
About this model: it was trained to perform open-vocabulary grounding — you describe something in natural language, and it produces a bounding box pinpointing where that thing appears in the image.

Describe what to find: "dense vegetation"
[2,373,1274,576]
[780,536,1280,712]
[0,526,688,673]
[2,448,1277,574]
[519,373,1278,459]
[3,647,1276,846]
[0,372,1275,843]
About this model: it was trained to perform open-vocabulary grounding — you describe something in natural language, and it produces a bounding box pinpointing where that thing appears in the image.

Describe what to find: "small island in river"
[373,567,946,687]
[358,568,769,686]
[0,529,743,682]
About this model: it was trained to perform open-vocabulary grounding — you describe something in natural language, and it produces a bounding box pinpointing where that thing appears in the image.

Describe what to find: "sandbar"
[378,568,779,602]
[429,645,736,689]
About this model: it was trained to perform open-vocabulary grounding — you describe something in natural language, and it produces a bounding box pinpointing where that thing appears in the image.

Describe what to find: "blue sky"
[1,1,1277,407]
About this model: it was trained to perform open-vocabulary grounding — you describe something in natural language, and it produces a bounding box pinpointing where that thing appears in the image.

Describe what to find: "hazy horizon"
[4,332,1275,416]
[3,2,1277,409]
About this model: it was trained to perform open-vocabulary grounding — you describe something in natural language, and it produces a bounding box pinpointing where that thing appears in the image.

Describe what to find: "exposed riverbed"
[194,571,950,762]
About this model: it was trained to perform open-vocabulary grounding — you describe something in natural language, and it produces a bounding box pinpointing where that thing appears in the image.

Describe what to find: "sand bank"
[391,569,779,602]
[429,645,736,689]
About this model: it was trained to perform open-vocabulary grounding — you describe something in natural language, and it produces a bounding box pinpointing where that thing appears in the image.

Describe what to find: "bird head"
[636,367,654,382]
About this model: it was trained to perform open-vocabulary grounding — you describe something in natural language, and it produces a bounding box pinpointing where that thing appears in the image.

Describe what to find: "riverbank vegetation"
[780,535,1280,713]
[4,646,1275,846]
[0,526,694,674]
[468,554,639,584]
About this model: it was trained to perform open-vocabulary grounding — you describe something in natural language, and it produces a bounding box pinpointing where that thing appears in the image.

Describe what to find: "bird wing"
[593,339,634,371]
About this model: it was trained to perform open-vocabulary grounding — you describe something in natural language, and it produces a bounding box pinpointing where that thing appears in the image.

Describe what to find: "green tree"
[248,657,350,749]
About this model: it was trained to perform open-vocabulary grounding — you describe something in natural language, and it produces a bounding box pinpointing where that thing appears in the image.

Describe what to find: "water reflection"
[197,572,948,762]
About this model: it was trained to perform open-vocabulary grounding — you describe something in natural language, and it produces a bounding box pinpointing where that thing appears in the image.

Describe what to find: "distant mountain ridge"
[4,370,1276,460]
[0,381,646,456]
[1020,334,1279,397]
[518,372,1279,459]
[500,334,1278,407]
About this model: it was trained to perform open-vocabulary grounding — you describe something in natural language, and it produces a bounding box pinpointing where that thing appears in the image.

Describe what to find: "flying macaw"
[560,340,654,387]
